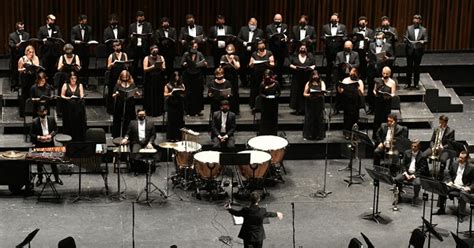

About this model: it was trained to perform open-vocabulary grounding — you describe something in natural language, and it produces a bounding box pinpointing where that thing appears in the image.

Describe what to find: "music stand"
[136,149,167,207]
[116,87,138,137]
[420,177,449,246]
[352,129,375,181]
[458,193,474,244]
[219,153,250,205]
[16,228,39,248]
[66,142,96,203]
[362,167,393,224]
[110,144,129,201]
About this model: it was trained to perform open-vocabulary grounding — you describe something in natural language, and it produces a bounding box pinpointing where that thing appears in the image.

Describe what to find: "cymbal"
[1,150,27,159]
[159,142,177,149]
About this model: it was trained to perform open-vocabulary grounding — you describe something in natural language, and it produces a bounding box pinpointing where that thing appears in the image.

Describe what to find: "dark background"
[1,0,473,55]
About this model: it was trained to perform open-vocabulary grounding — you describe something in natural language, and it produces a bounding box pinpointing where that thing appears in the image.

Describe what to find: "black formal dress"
[303,81,325,140]
[220,54,240,114]
[62,84,86,141]
[112,84,137,138]
[143,56,165,116]
[339,80,361,133]
[228,205,278,248]
[250,51,272,109]
[19,56,39,117]
[207,79,233,114]
[30,116,59,181]
[373,81,393,134]
[181,51,206,116]
[259,81,280,135]
[165,83,185,141]
[289,54,315,114]
[55,54,79,92]
[30,83,52,117]
[107,52,127,112]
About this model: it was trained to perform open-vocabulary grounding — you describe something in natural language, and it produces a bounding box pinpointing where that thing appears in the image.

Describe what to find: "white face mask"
[248,25,256,31]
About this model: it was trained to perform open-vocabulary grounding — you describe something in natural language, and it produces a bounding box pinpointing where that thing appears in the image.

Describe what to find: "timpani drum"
[247,135,288,165]
[193,151,223,181]
[238,150,271,180]
[173,141,202,169]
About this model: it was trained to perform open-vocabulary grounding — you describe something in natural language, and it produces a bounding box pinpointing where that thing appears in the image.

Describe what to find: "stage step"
[422,73,464,113]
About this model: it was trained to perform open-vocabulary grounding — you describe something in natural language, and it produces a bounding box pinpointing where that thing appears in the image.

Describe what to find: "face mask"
[350,75,358,80]
[383,76,389,80]
[248,25,256,31]
[344,48,351,53]
[331,20,337,25]
[216,76,224,80]
[39,114,46,119]
[138,116,145,121]
[274,21,281,27]
[299,22,306,27]
[190,49,197,54]
[359,23,366,28]
[114,47,121,52]
[376,39,383,46]
[162,24,169,29]
[313,76,320,81]
[151,50,159,56]
[299,49,307,54]
[221,108,229,113]
[188,21,195,27]
[258,47,265,51]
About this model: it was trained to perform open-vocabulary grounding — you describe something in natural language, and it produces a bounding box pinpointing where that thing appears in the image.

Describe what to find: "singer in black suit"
[404,14,428,89]
[211,100,236,151]
[30,106,61,186]
[9,21,30,90]
[103,14,127,53]
[375,16,398,48]
[121,109,156,161]
[265,14,289,84]
[334,41,360,84]
[179,14,206,51]
[374,114,408,166]
[320,13,347,84]
[71,15,93,87]
[208,15,234,69]
[155,17,177,79]
[226,192,283,248]
[37,14,63,85]
[290,15,316,53]
[237,18,264,87]
[351,16,374,80]
[422,115,455,165]
[128,11,153,83]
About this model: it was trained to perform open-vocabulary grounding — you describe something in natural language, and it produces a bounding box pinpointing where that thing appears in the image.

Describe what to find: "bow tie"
[300,27,306,30]
[47,27,52,30]
[81,26,86,30]
[414,26,420,29]
[189,25,195,29]
[359,28,366,31]
[218,26,224,30]
[137,23,143,27]
[331,24,338,28]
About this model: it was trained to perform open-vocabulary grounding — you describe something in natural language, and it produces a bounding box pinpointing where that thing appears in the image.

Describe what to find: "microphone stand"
[292,202,296,248]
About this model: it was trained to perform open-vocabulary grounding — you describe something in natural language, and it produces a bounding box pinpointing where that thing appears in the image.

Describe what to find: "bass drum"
[194,151,222,181]
[173,141,202,169]
[238,150,271,180]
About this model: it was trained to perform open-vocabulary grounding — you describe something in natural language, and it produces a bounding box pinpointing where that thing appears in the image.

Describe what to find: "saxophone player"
[422,115,455,166]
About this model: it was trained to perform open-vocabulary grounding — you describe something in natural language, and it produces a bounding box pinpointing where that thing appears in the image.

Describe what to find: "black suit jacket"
[320,23,347,50]
[335,51,360,68]
[351,26,374,51]
[237,26,264,52]
[367,42,394,67]
[30,116,58,147]
[265,23,289,52]
[208,25,233,40]
[404,25,428,54]
[125,120,156,146]
[211,111,236,138]
[179,25,206,43]
[9,31,31,49]
[37,25,63,57]
[155,27,177,56]
[290,25,316,44]
[445,162,474,187]
[402,150,428,177]
[103,25,127,42]
[228,205,277,242]
[70,24,93,43]
[430,126,455,149]
[375,26,398,44]
[128,22,154,48]
[375,123,408,145]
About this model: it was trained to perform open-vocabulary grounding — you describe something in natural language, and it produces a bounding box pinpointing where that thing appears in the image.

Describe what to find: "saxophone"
[429,127,441,161]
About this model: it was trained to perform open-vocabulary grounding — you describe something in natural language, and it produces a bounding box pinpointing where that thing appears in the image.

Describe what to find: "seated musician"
[30,106,62,186]
[422,115,455,167]
[435,151,474,215]
[393,139,428,205]
[121,109,156,165]
[374,113,408,167]
[211,100,236,151]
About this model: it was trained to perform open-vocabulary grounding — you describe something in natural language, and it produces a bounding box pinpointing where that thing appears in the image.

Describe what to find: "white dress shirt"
[384,126,394,147]
[41,117,49,136]
[80,26,85,41]
[138,120,146,141]
[220,112,228,133]
[414,29,420,40]
[136,23,143,46]
[330,25,338,36]
[454,163,466,187]
[408,151,419,174]
[299,28,306,41]
[113,28,118,39]
[188,26,197,37]
[345,53,350,63]
[164,29,169,38]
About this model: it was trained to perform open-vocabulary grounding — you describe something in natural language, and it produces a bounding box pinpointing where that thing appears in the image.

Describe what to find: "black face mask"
[39,114,46,119]
[299,49,307,54]
[221,108,229,113]
[299,22,306,27]
[190,49,197,54]
[258,47,265,52]
[151,50,159,56]
[350,75,358,80]
[274,21,282,27]
[383,76,389,80]
[344,48,351,53]
[313,76,320,82]
[138,116,145,121]
[162,24,169,29]
[216,76,224,80]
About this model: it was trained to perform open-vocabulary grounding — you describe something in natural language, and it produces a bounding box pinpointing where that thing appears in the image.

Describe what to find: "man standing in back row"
[404,14,428,90]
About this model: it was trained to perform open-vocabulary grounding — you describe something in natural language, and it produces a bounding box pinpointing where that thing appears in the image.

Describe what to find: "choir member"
[112,70,139,138]
[375,16,398,48]
[220,44,241,114]
[259,69,281,135]
[208,67,233,114]
[37,14,63,85]
[180,41,207,116]
[17,45,40,117]
[208,15,234,69]
[103,14,127,53]
[128,10,153,83]
[164,72,185,141]
[265,14,289,84]
[179,14,206,51]
[334,41,360,83]
[373,66,396,135]
[404,14,428,90]
[143,45,166,117]
[211,100,236,151]
[337,68,364,139]
[237,17,264,87]
[289,43,316,115]
[303,70,326,140]
[60,72,86,141]
[155,17,177,79]
[249,41,274,109]
[351,16,374,80]
[30,72,52,118]
[71,14,93,87]
[290,15,317,53]
[30,106,62,186]
[9,21,30,90]
[373,114,408,166]
[422,115,455,167]
[321,13,347,84]
[106,40,129,113]
[366,32,394,114]
[56,43,81,95]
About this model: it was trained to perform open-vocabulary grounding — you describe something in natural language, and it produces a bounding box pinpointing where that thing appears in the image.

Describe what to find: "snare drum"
[173,141,202,168]
[193,151,222,181]
[247,135,288,165]
[238,150,271,179]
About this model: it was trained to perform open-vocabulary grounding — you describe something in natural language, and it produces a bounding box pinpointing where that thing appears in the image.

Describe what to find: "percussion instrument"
[54,134,72,146]
[193,151,223,181]
[237,150,271,180]
[247,135,288,165]
[112,137,124,146]
[1,151,27,160]
[138,148,158,154]
[173,141,202,168]
[158,142,177,149]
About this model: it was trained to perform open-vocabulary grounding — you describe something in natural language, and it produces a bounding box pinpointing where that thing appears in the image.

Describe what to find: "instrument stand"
[72,163,92,203]
[37,166,61,202]
[110,147,128,201]
[344,144,362,187]
[362,168,394,224]
[292,202,296,248]
[136,157,167,207]
[164,147,182,201]
[420,178,449,247]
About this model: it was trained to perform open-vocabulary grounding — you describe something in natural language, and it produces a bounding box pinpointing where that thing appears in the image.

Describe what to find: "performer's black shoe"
[55,179,63,185]
[403,84,412,89]
[433,208,446,215]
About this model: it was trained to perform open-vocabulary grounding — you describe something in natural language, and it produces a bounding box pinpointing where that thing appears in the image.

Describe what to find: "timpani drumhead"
[247,135,288,151]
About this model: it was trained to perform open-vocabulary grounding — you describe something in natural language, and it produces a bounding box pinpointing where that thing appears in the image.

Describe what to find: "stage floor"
[0,159,464,247]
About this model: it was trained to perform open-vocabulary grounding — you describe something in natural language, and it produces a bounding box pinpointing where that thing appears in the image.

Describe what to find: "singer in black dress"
[60,72,86,141]
[289,44,316,115]
[55,43,81,92]
[338,68,364,138]
[373,66,396,134]
[143,45,166,117]
[106,41,128,113]
[220,44,241,114]
[259,69,281,135]
[303,71,326,140]
[207,67,233,114]
[17,45,40,117]
[181,41,207,116]
[30,72,52,117]
[249,41,274,109]
[164,72,186,141]
[112,70,139,138]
